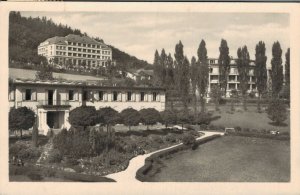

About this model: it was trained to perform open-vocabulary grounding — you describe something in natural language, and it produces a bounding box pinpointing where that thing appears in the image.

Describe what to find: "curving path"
[106,131,224,182]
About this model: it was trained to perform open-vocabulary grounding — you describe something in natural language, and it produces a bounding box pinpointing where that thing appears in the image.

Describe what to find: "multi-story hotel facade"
[37,34,112,68]
[9,79,166,135]
[207,58,257,97]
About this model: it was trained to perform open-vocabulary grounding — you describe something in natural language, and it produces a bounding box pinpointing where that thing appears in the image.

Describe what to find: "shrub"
[48,149,63,163]
[9,141,41,160]
[149,135,164,145]
[164,134,177,143]
[219,98,227,105]
[234,126,242,132]
[196,112,213,125]
[266,99,288,125]
[181,133,196,146]
[200,124,208,130]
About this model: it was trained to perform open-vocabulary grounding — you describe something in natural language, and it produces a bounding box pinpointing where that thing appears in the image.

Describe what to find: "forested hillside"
[9,11,150,69]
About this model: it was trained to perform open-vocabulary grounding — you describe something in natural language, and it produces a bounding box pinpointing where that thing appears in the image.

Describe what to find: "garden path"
[106,131,224,182]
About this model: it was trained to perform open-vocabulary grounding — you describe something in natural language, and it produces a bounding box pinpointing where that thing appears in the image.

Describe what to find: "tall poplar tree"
[237,46,250,110]
[174,41,190,110]
[271,41,283,98]
[153,50,161,86]
[165,53,176,110]
[197,40,209,113]
[255,41,268,112]
[160,49,168,86]
[218,39,231,97]
[190,56,198,115]
[285,48,290,99]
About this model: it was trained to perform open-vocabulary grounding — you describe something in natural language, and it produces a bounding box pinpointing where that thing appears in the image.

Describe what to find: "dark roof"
[10,78,165,91]
[43,34,110,49]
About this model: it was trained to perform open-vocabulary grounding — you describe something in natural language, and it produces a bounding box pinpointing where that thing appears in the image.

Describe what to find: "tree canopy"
[139,108,161,129]
[271,41,283,98]
[69,106,98,130]
[9,107,35,138]
[120,108,141,130]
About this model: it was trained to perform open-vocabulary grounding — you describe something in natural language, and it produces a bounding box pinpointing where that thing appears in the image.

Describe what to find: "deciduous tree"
[218,39,231,96]
[197,40,209,113]
[160,110,177,128]
[285,48,290,99]
[120,108,141,130]
[237,46,250,110]
[271,41,283,98]
[190,56,198,115]
[209,85,222,111]
[139,108,161,130]
[9,107,35,138]
[69,106,98,131]
[174,41,190,110]
[255,41,268,112]
[267,99,287,125]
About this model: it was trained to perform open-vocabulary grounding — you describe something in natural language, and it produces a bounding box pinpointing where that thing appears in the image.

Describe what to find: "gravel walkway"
[106,131,224,182]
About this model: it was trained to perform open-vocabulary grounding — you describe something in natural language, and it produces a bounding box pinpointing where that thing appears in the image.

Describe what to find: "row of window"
[67,42,106,49]
[210,75,256,81]
[209,67,254,74]
[66,47,111,55]
[9,89,160,102]
[80,91,159,102]
[210,83,257,90]
[66,52,110,60]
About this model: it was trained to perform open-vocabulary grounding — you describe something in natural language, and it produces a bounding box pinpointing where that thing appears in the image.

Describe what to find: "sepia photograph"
[1,2,300,195]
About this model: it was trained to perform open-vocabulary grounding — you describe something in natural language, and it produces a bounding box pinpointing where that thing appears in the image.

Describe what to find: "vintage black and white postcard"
[0,2,300,195]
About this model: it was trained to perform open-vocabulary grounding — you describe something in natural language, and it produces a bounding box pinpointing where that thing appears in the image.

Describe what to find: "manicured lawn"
[150,136,290,182]
[9,68,104,81]
[209,105,290,133]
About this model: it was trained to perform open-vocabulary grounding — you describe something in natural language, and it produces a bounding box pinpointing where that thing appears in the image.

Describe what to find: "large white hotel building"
[38,34,112,68]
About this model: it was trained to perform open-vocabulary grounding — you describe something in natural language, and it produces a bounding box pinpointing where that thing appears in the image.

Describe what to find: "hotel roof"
[41,34,110,49]
[9,78,165,91]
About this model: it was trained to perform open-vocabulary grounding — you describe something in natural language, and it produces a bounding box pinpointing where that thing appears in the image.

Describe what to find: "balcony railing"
[38,100,70,106]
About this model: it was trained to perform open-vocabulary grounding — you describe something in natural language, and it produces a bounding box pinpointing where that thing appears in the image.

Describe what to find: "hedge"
[136,134,221,182]
[226,131,290,140]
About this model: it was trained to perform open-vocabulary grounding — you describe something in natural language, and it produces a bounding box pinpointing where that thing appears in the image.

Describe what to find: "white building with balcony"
[207,58,257,97]
[37,34,112,68]
[9,79,166,135]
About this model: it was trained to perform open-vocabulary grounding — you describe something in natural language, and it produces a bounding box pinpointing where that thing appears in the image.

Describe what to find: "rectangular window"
[113,91,118,101]
[83,91,88,101]
[25,89,31,100]
[140,92,145,101]
[68,90,74,100]
[99,91,103,101]
[127,92,132,101]
[152,92,157,101]
[83,44,86,47]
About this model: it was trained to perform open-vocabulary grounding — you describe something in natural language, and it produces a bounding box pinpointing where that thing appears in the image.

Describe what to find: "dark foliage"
[266,99,288,125]
[139,108,161,129]
[9,107,35,138]
[120,108,141,130]
[9,11,149,69]
[69,106,98,130]
[160,110,177,128]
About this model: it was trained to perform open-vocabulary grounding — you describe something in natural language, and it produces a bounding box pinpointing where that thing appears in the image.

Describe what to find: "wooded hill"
[9,11,150,69]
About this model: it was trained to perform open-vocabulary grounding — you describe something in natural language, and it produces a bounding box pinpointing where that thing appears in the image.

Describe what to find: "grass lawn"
[208,105,290,133]
[150,136,290,182]
[9,68,104,81]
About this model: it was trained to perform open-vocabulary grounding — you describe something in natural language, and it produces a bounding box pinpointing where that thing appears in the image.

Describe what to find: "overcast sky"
[21,12,289,66]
